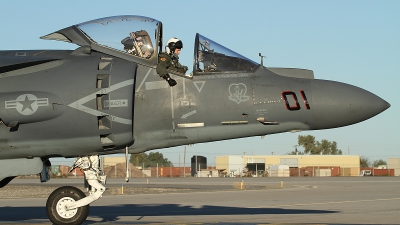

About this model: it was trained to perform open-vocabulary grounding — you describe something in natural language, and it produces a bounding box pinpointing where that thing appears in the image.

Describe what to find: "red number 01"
[281,90,310,111]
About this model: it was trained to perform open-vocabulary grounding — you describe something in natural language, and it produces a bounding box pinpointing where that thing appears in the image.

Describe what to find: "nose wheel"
[46,186,89,225]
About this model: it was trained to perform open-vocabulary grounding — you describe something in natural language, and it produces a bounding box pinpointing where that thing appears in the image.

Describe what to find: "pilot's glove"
[162,74,177,87]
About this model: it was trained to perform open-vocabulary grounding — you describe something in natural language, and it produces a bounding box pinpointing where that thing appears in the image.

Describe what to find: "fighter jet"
[0,15,389,224]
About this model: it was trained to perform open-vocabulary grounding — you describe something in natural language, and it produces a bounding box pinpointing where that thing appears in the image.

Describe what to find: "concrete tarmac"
[1,177,399,224]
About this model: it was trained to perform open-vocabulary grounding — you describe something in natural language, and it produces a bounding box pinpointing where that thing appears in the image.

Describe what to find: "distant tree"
[298,135,316,154]
[147,152,173,167]
[360,156,371,167]
[129,152,148,167]
[373,159,387,168]
[286,151,304,155]
[286,148,304,155]
[298,135,342,155]
[129,152,173,168]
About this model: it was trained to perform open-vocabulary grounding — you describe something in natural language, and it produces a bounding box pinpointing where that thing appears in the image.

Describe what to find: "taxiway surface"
[1,177,399,224]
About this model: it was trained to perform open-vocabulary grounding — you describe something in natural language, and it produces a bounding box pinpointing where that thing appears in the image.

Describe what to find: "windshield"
[77,16,160,60]
[194,34,258,74]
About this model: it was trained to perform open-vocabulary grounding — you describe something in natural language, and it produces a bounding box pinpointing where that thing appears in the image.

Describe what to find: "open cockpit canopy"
[41,15,259,72]
[41,15,162,64]
[193,33,259,75]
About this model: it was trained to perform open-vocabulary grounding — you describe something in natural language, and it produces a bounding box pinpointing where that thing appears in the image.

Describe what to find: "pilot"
[156,37,188,87]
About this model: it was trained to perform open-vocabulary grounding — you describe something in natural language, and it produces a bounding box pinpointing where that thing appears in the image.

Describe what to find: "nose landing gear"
[46,155,106,225]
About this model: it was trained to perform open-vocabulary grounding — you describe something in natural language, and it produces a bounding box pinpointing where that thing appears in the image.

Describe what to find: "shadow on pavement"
[0,203,338,224]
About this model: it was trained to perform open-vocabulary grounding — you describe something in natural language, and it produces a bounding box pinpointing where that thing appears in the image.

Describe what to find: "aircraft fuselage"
[0,49,389,160]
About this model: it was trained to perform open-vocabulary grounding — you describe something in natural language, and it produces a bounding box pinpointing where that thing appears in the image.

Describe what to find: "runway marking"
[251,197,400,208]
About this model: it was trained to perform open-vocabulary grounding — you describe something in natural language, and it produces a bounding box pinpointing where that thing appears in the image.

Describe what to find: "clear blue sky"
[1,1,398,166]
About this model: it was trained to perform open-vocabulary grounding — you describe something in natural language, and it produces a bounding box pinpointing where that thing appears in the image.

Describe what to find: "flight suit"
[156,52,188,77]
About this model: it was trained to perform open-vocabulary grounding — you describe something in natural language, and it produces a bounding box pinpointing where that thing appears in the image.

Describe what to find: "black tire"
[46,186,89,225]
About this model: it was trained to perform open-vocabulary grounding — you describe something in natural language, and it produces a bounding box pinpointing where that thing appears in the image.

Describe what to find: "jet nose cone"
[311,80,390,130]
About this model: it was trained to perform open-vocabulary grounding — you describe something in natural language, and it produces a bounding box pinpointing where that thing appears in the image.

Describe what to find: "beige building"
[216,155,360,177]
[388,158,400,176]
[100,156,126,168]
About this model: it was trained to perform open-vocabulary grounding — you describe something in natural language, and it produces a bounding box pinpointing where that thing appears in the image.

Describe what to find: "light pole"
[183,145,186,177]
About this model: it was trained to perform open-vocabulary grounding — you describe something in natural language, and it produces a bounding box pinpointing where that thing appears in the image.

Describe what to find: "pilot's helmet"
[166,37,183,54]
[121,37,134,50]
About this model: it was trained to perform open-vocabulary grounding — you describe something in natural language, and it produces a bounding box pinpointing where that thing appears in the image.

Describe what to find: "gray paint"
[0,15,390,186]
[0,157,42,180]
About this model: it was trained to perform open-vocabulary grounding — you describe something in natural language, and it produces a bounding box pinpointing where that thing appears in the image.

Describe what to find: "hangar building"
[388,158,400,176]
[216,155,360,177]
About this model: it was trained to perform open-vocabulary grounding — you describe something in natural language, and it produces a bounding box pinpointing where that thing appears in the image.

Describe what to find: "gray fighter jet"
[0,15,390,224]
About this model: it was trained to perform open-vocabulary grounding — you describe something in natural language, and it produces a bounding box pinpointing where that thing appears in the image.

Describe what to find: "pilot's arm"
[176,63,188,74]
[157,54,177,87]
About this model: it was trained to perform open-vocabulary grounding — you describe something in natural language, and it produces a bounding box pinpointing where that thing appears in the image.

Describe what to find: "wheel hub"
[56,197,77,219]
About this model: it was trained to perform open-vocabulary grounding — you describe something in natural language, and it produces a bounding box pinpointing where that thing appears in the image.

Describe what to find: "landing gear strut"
[46,155,106,225]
